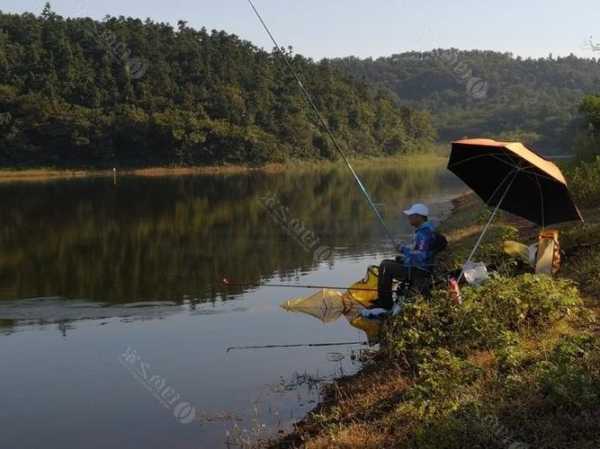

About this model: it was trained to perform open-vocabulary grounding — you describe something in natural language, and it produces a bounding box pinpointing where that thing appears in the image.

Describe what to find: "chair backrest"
[426,232,448,274]
[431,231,448,256]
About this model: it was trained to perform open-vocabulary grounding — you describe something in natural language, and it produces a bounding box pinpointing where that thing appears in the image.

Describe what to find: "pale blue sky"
[2,0,599,60]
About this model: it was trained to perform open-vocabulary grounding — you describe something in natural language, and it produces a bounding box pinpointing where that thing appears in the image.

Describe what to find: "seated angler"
[374,203,438,310]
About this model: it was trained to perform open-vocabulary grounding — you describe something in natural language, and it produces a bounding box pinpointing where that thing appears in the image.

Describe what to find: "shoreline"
[0,153,447,183]
[266,191,470,448]
[267,192,600,449]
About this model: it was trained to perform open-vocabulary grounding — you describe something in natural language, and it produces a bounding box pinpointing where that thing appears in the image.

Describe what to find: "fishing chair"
[394,238,448,302]
[393,263,436,302]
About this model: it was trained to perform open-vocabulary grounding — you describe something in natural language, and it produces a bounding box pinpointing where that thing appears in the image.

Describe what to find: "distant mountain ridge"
[331,50,600,153]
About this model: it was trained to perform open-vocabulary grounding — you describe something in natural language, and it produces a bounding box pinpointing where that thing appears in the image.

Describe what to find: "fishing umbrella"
[448,138,583,226]
[448,138,583,278]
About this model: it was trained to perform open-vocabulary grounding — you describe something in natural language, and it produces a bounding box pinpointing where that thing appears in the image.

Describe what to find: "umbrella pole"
[459,169,520,282]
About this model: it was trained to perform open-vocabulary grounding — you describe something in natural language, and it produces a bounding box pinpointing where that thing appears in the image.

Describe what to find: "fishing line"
[226,340,368,352]
[246,0,398,247]
[222,278,377,292]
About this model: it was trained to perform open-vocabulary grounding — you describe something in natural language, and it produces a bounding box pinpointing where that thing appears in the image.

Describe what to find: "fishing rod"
[226,340,368,352]
[222,278,377,292]
[246,0,398,248]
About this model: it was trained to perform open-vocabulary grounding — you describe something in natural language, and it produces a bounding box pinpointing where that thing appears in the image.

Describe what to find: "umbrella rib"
[448,152,521,171]
[490,154,522,170]
[487,165,520,205]
[534,174,546,229]
[519,168,560,183]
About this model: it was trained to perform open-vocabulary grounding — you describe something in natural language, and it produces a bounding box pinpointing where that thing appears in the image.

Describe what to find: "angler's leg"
[377,260,410,310]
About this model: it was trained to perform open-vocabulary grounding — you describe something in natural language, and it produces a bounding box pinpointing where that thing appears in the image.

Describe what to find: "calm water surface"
[0,162,465,449]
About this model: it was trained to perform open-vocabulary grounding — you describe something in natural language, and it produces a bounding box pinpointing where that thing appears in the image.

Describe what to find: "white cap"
[403,203,429,217]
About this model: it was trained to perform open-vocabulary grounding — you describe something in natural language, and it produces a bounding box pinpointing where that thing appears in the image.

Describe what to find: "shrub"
[406,348,483,407]
[564,248,600,296]
[536,334,600,412]
[383,275,582,373]
[568,156,600,208]
[560,221,600,296]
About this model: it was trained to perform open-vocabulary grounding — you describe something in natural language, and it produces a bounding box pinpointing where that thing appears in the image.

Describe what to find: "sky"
[2,0,600,60]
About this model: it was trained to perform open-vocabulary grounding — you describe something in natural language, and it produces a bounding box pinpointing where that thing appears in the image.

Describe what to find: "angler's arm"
[399,230,432,266]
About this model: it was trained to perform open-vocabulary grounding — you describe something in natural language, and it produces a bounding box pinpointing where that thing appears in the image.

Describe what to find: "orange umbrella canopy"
[448,139,583,226]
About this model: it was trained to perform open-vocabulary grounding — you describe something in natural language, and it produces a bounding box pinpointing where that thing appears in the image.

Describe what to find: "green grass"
[0,152,447,183]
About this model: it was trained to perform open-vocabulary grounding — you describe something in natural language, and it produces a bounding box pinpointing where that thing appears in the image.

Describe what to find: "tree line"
[332,50,600,153]
[0,4,436,168]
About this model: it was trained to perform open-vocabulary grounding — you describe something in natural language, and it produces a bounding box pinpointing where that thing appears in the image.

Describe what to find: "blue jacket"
[400,221,436,270]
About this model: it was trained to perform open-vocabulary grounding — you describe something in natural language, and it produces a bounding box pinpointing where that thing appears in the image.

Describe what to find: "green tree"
[0,7,435,167]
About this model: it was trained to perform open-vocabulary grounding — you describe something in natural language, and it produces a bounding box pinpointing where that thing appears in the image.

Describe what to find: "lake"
[0,160,465,448]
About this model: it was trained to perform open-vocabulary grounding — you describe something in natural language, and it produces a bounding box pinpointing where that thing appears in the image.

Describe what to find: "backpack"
[431,231,448,254]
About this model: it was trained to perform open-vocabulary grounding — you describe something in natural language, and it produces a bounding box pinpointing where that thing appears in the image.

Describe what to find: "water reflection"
[0,163,466,449]
[0,163,463,309]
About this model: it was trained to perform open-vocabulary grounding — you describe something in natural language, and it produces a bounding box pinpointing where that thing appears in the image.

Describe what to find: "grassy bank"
[269,168,600,448]
[0,151,447,183]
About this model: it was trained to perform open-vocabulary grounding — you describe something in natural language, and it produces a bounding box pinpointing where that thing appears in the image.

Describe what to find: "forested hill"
[0,6,435,168]
[332,51,600,153]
